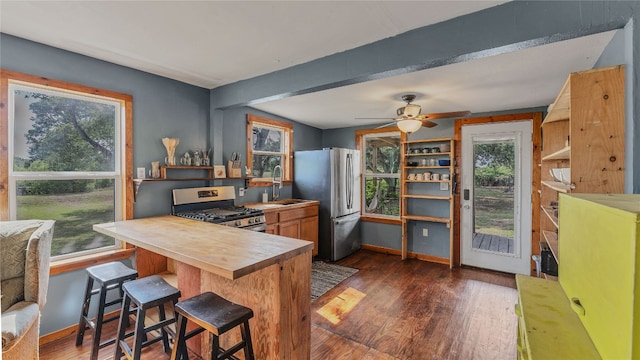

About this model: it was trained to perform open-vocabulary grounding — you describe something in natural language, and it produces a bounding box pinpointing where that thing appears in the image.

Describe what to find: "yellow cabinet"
[515,275,599,359]
[559,193,640,359]
[517,194,640,358]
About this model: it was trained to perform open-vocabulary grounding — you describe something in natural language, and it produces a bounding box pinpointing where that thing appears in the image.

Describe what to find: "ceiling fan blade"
[424,110,471,119]
[420,120,438,128]
[375,122,397,129]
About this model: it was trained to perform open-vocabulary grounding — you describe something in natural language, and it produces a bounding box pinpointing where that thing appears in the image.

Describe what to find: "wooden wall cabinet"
[264,204,319,256]
[400,138,454,267]
[539,65,625,278]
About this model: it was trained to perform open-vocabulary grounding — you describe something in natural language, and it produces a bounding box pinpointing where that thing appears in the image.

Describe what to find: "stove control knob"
[250,218,256,224]
[235,220,242,227]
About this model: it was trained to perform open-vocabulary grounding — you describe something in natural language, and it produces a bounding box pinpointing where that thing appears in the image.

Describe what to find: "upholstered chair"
[1,220,55,360]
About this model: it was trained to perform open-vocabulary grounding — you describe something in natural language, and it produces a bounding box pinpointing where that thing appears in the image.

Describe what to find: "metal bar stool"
[76,261,138,360]
[170,291,254,360]
[114,275,181,360]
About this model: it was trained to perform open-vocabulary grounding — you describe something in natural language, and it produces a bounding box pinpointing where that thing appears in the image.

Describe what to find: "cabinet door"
[278,219,300,239]
[300,216,319,256]
[265,224,277,235]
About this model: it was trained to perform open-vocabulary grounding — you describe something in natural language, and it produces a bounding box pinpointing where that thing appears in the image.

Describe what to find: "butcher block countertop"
[93,215,313,280]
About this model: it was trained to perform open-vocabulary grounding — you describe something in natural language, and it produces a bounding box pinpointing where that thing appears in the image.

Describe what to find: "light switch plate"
[238,187,245,196]
[440,182,449,191]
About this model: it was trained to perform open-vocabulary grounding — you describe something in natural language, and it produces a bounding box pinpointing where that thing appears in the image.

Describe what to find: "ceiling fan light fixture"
[396,119,422,133]
[402,103,421,118]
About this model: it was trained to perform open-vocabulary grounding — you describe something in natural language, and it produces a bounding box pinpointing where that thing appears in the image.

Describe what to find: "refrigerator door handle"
[346,153,352,209]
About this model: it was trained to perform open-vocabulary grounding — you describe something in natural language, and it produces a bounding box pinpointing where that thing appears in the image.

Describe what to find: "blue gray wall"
[216,106,323,204]
[0,33,212,335]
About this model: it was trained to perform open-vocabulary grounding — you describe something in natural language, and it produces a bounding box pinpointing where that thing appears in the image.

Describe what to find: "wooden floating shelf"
[405,180,451,183]
[402,194,451,200]
[542,146,570,161]
[402,138,452,144]
[404,166,450,169]
[405,152,451,157]
[402,215,451,225]
[541,180,573,193]
[542,230,559,263]
[543,76,571,123]
[541,206,559,229]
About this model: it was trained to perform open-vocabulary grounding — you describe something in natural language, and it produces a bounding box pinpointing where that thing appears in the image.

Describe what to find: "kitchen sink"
[258,203,286,208]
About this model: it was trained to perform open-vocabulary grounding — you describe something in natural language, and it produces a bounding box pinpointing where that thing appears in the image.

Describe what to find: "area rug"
[311,261,358,301]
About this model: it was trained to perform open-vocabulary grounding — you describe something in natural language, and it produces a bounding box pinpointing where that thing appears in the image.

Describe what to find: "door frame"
[453,113,542,275]
[460,120,532,274]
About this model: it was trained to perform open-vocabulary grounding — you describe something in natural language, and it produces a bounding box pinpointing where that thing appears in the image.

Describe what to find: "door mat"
[311,261,358,301]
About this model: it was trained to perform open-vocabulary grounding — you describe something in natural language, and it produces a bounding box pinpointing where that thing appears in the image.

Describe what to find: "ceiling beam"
[210,1,635,110]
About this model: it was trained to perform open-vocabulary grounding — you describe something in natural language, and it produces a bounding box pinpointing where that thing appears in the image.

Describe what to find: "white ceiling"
[0,1,617,130]
[253,31,616,129]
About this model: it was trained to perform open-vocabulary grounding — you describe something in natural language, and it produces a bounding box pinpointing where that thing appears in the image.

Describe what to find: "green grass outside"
[17,188,115,256]
[474,186,514,238]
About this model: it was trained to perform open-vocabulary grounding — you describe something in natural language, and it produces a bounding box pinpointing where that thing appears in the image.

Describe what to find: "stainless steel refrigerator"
[293,148,361,261]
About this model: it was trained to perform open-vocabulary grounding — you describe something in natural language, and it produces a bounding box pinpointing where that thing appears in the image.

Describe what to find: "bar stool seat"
[170,292,254,360]
[114,275,181,360]
[76,261,138,360]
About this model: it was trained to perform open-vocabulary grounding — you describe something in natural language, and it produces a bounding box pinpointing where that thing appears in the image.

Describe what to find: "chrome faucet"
[272,165,283,201]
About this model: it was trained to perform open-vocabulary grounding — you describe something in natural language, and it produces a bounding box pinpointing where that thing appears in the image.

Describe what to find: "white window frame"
[361,130,401,220]
[7,81,125,260]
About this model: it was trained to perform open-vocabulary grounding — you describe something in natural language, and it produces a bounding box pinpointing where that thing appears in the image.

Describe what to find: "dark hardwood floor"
[40,250,517,360]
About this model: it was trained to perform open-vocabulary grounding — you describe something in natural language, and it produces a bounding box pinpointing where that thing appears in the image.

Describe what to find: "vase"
[161,137,179,166]
[150,161,160,179]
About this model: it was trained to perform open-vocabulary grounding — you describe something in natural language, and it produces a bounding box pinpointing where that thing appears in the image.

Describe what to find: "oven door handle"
[243,223,267,232]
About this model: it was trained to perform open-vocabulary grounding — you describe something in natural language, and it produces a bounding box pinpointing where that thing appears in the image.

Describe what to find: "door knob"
[463,204,471,210]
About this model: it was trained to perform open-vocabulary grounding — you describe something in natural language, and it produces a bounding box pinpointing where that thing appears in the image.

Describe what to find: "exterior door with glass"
[460,121,532,274]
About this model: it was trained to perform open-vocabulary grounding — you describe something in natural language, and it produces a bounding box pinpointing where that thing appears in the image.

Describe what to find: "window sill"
[248,180,293,187]
[49,248,135,276]
[360,215,401,225]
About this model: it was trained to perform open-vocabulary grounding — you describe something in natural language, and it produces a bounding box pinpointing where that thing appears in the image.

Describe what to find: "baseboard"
[39,309,120,346]
[360,244,451,265]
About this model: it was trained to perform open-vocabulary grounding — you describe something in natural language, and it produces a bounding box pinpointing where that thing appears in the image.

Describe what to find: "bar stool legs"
[113,275,181,360]
[75,262,138,360]
[169,292,254,360]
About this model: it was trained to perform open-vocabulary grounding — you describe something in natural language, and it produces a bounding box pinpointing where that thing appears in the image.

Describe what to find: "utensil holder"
[228,161,241,178]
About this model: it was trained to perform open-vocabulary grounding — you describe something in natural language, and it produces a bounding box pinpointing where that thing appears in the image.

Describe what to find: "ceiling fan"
[357,94,471,133]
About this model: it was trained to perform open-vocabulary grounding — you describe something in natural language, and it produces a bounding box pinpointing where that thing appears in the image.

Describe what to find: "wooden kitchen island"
[94,215,313,360]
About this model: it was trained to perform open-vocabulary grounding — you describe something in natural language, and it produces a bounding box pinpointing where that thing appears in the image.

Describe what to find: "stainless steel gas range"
[171,186,266,232]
